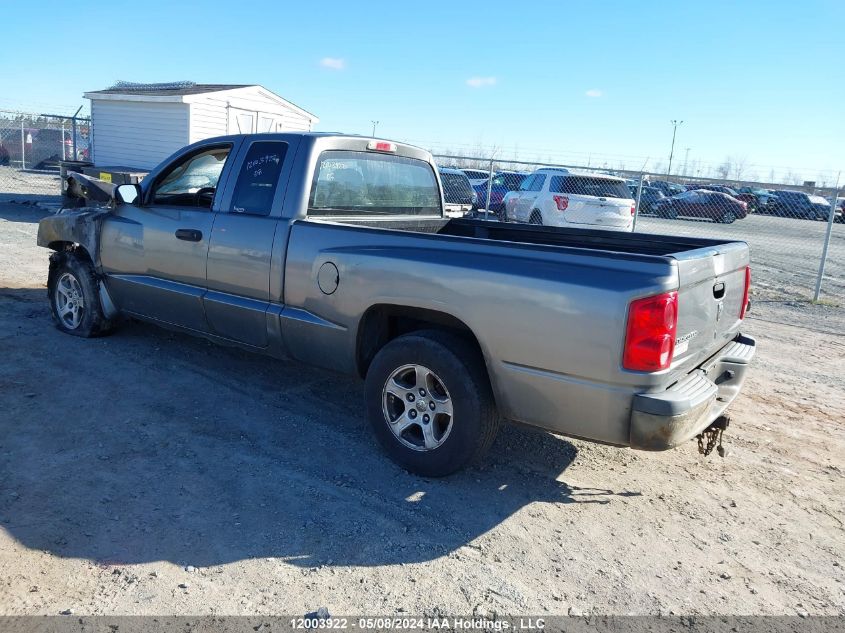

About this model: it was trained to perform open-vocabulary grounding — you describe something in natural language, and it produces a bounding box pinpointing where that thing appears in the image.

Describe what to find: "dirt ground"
[1,202,843,617]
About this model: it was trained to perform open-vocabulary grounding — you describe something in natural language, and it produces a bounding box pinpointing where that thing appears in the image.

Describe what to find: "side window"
[530,175,546,192]
[519,175,535,191]
[152,145,232,207]
[230,141,289,216]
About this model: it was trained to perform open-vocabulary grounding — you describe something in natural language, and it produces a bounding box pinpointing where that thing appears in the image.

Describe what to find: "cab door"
[100,142,239,331]
[203,136,300,348]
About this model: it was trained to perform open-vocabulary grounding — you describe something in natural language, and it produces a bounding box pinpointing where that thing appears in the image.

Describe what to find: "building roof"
[83,82,318,122]
[86,83,254,96]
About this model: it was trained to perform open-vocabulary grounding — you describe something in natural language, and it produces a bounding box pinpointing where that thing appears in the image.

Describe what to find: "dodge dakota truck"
[37,133,755,476]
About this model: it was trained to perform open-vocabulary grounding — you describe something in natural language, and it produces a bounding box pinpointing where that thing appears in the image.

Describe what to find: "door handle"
[175,229,203,242]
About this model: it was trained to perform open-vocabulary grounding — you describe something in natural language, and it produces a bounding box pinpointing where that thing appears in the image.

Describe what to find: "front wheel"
[47,251,112,337]
[364,330,500,477]
[661,205,678,220]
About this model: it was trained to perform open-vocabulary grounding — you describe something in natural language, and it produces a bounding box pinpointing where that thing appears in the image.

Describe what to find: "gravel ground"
[1,202,843,617]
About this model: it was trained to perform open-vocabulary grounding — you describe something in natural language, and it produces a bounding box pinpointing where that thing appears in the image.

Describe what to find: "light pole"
[683,147,691,176]
[371,120,379,137]
[667,120,683,175]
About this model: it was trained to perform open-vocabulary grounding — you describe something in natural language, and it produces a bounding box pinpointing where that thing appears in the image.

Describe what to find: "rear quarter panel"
[281,220,681,444]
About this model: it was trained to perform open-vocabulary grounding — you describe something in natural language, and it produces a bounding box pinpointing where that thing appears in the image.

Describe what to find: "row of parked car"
[440,167,636,230]
[633,180,842,224]
[439,166,844,230]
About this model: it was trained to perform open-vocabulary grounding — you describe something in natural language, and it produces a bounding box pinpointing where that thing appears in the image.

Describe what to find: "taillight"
[630,202,636,216]
[740,266,751,319]
[623,291,678,372]
[553,195,568,211]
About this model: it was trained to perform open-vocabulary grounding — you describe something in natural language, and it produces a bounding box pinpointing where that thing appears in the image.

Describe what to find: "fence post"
[632,173,646,231]
[485,157,495,221]
[813,172,841,301]
[20,120,25,169]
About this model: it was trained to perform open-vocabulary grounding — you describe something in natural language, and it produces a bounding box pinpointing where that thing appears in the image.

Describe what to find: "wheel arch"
[356,304,488,381]
[47,241,95,264]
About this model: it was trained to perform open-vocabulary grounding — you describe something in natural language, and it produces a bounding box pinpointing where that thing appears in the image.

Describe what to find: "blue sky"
[2,0,842,183]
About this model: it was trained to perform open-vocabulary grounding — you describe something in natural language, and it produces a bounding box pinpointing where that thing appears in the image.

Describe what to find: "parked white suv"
[506,168,635,231]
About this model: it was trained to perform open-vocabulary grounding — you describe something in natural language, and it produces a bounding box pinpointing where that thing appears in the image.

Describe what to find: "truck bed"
[328,216,737,257]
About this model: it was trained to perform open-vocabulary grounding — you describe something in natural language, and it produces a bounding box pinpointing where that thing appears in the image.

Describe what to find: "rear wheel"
[364,330,499,477]
[529,210,543,225]
[720,210,737,224]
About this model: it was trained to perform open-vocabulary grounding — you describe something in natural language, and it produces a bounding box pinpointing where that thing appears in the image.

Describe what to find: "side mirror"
[115,183,141,205]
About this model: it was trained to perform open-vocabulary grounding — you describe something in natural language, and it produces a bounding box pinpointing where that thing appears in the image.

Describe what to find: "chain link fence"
[434,155,844,304]
[0,107,840,303]
[0,110,91,206]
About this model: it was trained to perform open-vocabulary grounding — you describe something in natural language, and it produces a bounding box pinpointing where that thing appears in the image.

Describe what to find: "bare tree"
[730,155,749,180]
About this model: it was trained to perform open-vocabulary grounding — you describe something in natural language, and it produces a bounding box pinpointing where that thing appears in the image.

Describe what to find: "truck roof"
[193,132,431,159]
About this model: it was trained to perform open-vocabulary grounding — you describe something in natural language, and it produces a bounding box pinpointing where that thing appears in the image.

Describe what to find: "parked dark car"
[629,186,667,216]
[691,184,758,211]
[438,168,476,218]
[653,190,748,224]
[473,171,528,215]
[767,190,832,221]
[736,186,778,208]
[648,180,686,198]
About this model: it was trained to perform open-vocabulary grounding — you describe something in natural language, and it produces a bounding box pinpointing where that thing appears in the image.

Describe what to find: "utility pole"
[371,120,379,137]
[682,147,691,176]
[667,120,683,175]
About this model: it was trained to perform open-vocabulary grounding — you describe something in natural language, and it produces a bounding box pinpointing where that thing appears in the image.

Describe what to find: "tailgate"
[670,242,750,373]
[566,194,633,228]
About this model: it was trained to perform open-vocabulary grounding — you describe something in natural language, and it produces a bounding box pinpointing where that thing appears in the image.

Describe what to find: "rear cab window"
[550,176,631,199]
[308,151,441,217]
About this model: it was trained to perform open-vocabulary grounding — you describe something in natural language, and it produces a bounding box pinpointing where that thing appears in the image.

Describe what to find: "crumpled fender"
[64,170,116,205]
[37,207,111,271]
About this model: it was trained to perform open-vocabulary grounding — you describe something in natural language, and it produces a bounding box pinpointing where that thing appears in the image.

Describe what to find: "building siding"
[89,87,316,169]
[91,101,189,169]
[188,88,314,143]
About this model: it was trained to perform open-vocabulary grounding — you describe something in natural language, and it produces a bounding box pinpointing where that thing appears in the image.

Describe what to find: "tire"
[364,329,500,477]
[661,205,678,220]
[720,210,737,224]
[47,250,112,337]
[528,210,543,225]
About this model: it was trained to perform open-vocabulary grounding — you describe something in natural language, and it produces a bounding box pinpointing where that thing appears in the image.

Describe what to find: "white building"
[84,82,319,169]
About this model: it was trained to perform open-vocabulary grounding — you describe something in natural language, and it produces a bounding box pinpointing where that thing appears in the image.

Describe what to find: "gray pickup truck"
[37,133,755,476]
